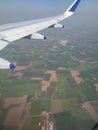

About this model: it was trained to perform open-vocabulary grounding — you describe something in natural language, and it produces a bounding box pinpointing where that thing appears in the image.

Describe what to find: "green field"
[0,30,98,130]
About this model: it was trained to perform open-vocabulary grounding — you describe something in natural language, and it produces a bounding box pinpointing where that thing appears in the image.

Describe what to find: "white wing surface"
[0,0,81,69]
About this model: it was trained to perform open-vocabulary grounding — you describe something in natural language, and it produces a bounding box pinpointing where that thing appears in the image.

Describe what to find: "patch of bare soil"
[3,95,27,109]
[60,40,68,46]
[45,70,58,82]
[31,77,43,81]
[82,102,98,122]
[90,62,97,64]
[4,103,25,126]
[71,56,78,61]
[41,80,50,92]
[52,45,57,49]
[15,66,28,71]
[41,70,58,92]
[79,60,86,63]
[4,95,31,130]
[95,83,98,92]
[71,70,83,84]
[14,72,23,79]
[58,67,66,71]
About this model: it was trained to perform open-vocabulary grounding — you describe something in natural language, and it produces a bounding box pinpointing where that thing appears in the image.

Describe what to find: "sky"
[0,0,98,30]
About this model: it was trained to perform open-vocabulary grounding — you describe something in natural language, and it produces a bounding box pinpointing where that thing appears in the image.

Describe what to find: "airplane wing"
[0,0,81,69]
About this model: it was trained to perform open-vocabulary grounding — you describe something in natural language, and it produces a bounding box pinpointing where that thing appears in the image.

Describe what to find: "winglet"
[66,0,81,12]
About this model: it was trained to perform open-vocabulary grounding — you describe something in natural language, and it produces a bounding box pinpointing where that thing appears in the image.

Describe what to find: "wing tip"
[67,0,81,13]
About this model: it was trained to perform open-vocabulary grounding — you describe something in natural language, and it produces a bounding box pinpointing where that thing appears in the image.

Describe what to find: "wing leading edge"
[0,0,81,69]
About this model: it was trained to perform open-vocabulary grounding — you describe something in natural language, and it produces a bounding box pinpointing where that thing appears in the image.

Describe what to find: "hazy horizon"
[0,0,98,31]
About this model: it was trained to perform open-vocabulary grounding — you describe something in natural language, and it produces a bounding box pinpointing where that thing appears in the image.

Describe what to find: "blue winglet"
[67,0,81,12]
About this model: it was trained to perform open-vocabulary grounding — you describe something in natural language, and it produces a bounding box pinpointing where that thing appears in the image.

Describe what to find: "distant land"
[0,26,98,130]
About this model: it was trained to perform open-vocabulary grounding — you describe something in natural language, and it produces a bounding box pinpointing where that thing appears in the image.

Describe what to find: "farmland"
[0,28,98,130]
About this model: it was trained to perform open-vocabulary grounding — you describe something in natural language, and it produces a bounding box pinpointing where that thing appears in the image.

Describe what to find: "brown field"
[90,62,97,64]
[71,70,83,84]
[58,67,66,71]
[4,104,25,126]
[52,45,57,49]
[60,40,68,46]
[95,83,98,92]
[82,102,98,122]
[41,80,50,92]
[71,56,78,61]
[31,77,43,81]
[14,72,24,79]
[15,66,28,71]
[79,60,86,63]
[3,95,27,109]
[4,102,31,130]
[45,70,58,82]
[4,95,31,130]
[41,70,58,92]
[51,100,64,113]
